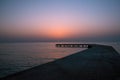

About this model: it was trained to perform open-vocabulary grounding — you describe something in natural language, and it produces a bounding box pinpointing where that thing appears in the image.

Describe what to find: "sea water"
[0,42,120,78]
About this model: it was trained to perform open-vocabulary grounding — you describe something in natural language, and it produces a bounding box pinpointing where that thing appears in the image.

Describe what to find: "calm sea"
[0,42,120,78]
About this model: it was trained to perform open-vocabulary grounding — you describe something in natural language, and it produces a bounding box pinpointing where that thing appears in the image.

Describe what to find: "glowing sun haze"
[0,0,120,42]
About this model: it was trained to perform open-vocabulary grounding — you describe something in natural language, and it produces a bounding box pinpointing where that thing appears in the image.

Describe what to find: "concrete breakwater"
[1,44,120,80]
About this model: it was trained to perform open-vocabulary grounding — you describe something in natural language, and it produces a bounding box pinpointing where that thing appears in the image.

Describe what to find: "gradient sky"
[0,0,120,42]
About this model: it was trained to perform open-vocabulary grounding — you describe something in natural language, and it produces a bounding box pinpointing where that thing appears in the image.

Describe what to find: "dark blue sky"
[0,0,120,42]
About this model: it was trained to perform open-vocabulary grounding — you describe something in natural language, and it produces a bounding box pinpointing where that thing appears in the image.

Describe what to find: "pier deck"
[1,44,120,80]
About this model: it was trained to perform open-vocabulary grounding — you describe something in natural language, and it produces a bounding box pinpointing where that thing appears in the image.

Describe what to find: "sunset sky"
[0,0,120,42]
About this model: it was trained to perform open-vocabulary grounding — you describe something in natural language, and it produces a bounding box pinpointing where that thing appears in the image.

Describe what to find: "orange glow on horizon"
[49,27,69,39]
[47,27,71,39]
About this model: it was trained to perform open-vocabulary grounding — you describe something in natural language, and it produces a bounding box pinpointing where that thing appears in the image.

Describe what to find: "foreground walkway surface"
[1,44,120,80]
